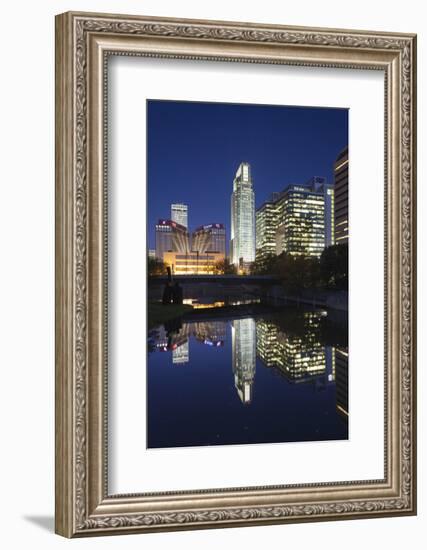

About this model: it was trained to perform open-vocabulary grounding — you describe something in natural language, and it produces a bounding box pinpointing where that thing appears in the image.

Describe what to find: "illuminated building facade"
[192,224,226,256]
[230,162,255,272]
[334,147,349,244]
[232,318,256,404]
[155,219,190,260]
[255,177,334,261]
[305,176,335,248]
[255,200,279,265]
[163,250,224,275]
[171,203,188,229]
[275,184,326,258]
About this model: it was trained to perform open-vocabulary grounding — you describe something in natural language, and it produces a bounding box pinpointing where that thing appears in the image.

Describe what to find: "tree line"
[251,243,348,290]
[148,243,348,291]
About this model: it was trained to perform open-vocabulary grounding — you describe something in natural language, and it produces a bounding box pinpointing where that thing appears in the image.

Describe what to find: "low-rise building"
[163,250,224,275]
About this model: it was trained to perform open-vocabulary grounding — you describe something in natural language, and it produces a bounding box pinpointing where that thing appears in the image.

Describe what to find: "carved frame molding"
[55,12,416,537]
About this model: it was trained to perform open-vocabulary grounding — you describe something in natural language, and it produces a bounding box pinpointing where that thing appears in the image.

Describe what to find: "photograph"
[53,8,417,539]
[146,99,349,449]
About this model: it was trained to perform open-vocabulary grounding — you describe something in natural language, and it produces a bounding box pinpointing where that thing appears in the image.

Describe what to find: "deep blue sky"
[147,100,348,251]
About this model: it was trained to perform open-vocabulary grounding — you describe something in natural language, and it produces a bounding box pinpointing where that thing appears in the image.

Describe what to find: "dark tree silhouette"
[251,243,348,291]
[319,243,348,289]
[148,257,167,277]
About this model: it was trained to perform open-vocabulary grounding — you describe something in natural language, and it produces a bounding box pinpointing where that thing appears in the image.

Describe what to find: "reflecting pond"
[147,310,348,449]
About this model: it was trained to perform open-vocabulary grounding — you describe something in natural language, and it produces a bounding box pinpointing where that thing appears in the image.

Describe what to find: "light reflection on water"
[147,311,348,449]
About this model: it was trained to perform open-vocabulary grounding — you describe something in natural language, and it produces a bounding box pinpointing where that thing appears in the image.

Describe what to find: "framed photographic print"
[55,11,417,537]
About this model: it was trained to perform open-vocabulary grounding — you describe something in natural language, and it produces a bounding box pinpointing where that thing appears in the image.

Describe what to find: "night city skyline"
[147,99,349,449]
[147,99,348,252]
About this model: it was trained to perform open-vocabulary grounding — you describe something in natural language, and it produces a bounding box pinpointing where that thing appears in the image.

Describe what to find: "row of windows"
[284,225,323,236]
[171,267,217,273]
[284,243,324,249]
[156,226,172,232]
[174,255,218,261]
[282,204,324,212]
[281,235,325,243]
[283,221,325,228]
[335,220,348,227]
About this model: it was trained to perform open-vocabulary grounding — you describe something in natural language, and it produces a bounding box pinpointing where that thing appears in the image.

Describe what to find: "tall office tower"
[231,318,256,404]
[275,184,326,258]
[333,147,349,245]
[192,223,226,256]
[155,219,190,260]
[255,177,332,262]
[230,162,255,272]
[305,176,335,248]
[255,201,279,266]
[171,203,188,229]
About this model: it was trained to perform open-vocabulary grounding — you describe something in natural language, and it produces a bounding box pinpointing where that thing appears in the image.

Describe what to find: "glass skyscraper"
[334,148,349,244]
[230,162,255,272]
[255,177,333,261]
[305,176,335,248]
[255,199,279,266]
[275,184,326,258]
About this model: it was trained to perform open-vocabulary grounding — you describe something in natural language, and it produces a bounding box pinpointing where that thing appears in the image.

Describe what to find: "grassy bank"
[148,302,193,329]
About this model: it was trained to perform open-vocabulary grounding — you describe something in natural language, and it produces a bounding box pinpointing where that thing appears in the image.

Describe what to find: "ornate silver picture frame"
[55,11,417,537]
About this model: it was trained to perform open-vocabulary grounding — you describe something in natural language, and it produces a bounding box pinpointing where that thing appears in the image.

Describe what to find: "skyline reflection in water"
[147,311,348,449]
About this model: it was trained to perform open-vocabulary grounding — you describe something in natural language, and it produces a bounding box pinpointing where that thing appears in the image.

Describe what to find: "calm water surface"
[147,311,348,449]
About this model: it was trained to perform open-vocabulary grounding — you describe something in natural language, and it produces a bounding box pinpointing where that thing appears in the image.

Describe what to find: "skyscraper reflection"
[335,347,349,418]
[256,319,280,367]
[150,320,227,364]
[231,318,256,404]
[149,313,346,414]
[193,321,226,347]
[172,341,189,364]
[256,312,328,383]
